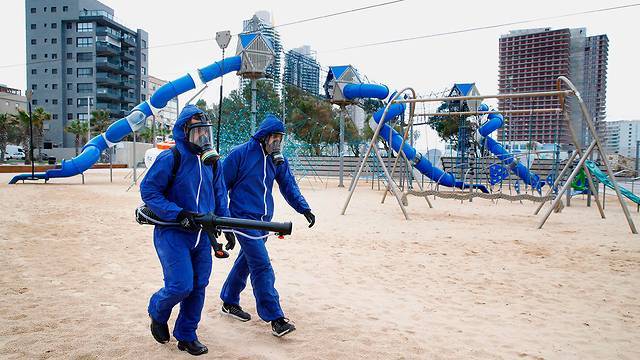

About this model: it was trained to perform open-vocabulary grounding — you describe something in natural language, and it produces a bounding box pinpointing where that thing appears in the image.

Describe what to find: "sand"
[0,169,639,359]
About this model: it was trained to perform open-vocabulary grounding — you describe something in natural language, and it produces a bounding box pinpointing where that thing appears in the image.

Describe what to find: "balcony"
[96,41,120,56]
[122,62,136,75]
[122,93,137,104]
[96,26,122,40]
[96,57,120,72]
[122,34,136,47]
[122,50,136,61]
[96,72,120,86]
[96,87,122,102]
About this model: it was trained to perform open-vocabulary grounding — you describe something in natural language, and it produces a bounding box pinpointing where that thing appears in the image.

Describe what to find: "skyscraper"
[283,45,320,95]
[25,0,148,148]
[498,28,608,147]
[242,12,282,90]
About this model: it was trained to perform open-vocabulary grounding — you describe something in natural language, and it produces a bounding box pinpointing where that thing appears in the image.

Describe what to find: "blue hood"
[252,114,285,141]
[173,104,206,145]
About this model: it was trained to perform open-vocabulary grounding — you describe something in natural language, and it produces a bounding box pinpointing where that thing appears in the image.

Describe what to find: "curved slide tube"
[344,82,487,192]
[476,103,544,192]
[9,56,242,184]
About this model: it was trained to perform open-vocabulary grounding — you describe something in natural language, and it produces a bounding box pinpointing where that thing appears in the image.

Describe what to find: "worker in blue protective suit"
[219,114,315,337]
[140,104,233,356]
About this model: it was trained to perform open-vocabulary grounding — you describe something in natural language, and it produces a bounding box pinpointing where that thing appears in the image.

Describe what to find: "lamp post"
[215,30,231,152]
[25,89,35,179]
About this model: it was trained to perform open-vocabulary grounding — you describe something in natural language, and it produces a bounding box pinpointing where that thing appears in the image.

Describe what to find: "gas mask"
[185,113,219,166]
[262,132,285,166]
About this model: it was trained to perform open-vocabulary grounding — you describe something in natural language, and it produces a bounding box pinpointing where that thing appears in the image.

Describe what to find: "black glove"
[224,232,236,250]
[303,210,315,228]
[177,210,200,232]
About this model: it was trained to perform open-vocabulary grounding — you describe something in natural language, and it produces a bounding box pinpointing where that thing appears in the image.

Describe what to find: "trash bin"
[47,157,56,165]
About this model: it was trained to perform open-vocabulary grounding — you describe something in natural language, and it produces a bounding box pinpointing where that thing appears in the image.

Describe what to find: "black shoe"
[221,303,251,322]
[271,317,296,337]
[149,315,170,344]
[177,340,208,356]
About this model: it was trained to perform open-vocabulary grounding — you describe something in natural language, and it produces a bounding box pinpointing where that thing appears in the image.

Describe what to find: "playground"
[1,170,639,359]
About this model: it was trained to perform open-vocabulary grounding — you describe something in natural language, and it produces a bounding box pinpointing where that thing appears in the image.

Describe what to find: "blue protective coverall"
[220,114,311,321]
[140,104,230,342]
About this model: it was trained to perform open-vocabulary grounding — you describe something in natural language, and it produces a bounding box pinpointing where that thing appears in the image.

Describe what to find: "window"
[44,38,47,43]
[76,52,93,62]
[52,99,58,105]
[30,24,36,29]
[51,38,57,44]
[52,68,57,74]
[52,84,58,89]
[66,22,72,30]
[44,7,46,12]
[51,23,57,29]
[44,68,48,73]
[45,99,49,103]
[141,66,146,75]
[31,39,36,45]
[63,6,68,12]
[77,83,92,93]
[66,38,72,45]
[76,37,93,47]
[77,23,93,33]
[30,8,36,13]
[51,7,56,12]
[66,67,73,75]
[77,67,93,77]
[141,80,146,88]
[67,98,73,105]
[141,40,147,48]
[31,84,37,90]
[51,53,57,59]
[77,98,94,106]
[67,83,73,90]
[31,54,37,60]
[78,113,89,121]
[44,54,48,58]
[66,52,73,59]
[52,114,58,120]
[141,94,146,101]
[68,113,73,120]
[31,69,37,75]
[44,84,48,88]
[142,53,146,62]
[32,100,38,105]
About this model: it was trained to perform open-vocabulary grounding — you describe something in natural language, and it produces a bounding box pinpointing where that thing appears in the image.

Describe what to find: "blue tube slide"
[373,103,489,193]
[477,103,544,191]
[9,56,242,184]
[343,83,389,100]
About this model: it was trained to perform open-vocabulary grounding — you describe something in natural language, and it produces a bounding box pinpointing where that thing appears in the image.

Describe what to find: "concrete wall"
[113,141,153,167]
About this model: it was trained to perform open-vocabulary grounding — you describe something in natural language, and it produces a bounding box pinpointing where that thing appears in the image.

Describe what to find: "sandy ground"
[0,169,639,359]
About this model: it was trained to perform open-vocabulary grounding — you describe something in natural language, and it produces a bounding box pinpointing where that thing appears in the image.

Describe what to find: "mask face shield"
[186,113,219,165]
[263,132,285,166]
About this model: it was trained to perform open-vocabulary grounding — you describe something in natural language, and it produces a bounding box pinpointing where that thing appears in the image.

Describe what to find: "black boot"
[271,317,296,337]
[177,340,208,356]
[149,315,170,344]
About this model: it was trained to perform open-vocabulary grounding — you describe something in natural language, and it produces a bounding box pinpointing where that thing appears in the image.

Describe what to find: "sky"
[2,0,639,150]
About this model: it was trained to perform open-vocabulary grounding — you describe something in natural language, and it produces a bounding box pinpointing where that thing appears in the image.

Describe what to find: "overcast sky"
[2,0,638,149]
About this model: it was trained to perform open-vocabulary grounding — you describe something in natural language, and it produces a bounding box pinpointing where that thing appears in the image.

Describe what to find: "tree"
[15,109,46,164]
[138,127,155,143]
[32,107,50,160]
[64,120,89,156]
[91,109,112,134]
[0,113,18,162]
[426,101,475,151]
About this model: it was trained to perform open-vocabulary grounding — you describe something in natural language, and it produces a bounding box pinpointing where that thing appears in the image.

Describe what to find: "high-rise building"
[498,28,608,147]
[283,45,320,95]
[242,12,282,90]
[25,0,148,148]
[605,120,640,158]
[148,76,177,127]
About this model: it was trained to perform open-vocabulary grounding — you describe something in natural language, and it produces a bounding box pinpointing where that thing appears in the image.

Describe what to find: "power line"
[324,3,640,52]
[0,0,407,69]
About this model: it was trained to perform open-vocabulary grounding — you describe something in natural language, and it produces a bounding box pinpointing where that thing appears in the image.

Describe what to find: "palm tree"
[91,109,112,134]
[32,107,51,160]
[0,113,17,162]
[65,120,89,156]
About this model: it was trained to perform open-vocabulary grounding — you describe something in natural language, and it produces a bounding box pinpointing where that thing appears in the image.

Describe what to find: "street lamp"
[25,89,36,179]
[215,30,231,153]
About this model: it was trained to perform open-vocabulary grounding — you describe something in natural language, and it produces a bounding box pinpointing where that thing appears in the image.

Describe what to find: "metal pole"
[28,100,35,177]
[339,107,345,187]
[132,131,137,185]
[110,146,113,183]
[251,78,257,135]
[538,140,597,229]
[216,47,225,153]
[151,115,157,146]
[636,140,640,175]
[395,90,574,104]
[87,96,91,141]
